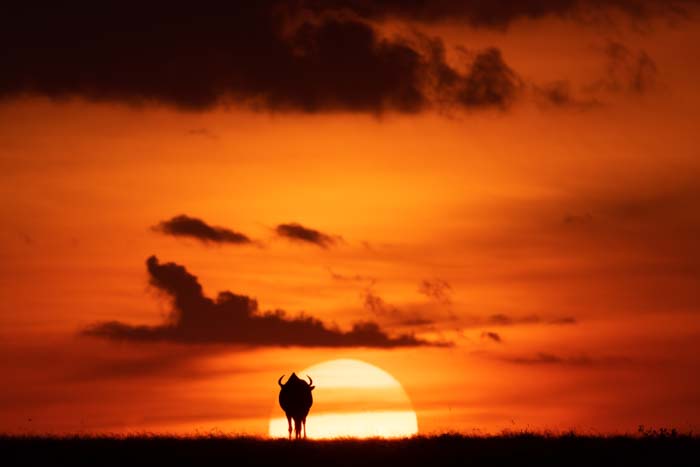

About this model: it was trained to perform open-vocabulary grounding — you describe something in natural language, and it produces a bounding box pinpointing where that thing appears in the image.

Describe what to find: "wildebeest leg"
[286,415,292,440]
[303,418,307,439]
[294,417,301,439]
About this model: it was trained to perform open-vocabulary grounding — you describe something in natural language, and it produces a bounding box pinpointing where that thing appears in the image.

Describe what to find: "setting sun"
[269,359,418,439]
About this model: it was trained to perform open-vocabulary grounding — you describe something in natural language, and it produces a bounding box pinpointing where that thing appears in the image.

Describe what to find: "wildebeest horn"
[278,375,285,387]
[307,375,313,386]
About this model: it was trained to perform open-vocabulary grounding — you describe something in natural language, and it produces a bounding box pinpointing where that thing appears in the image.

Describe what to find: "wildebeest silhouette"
[278,372,314,439]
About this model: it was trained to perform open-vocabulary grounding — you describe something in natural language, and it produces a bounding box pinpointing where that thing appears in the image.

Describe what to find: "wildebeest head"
[278,372,314,390]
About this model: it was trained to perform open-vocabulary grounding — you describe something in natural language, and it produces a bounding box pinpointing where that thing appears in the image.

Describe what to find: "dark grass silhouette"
[3,431,699,467]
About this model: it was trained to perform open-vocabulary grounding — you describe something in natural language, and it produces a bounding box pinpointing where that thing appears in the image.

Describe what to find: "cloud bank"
[0,4,529,113]
[3,2,682,113]
[317,0,695,26]
[83,256,444,347]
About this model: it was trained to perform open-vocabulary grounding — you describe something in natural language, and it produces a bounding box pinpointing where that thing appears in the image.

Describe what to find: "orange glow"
[269,360,418,438]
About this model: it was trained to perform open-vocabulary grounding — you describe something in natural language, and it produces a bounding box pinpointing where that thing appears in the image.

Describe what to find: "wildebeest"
[278,372,314,439]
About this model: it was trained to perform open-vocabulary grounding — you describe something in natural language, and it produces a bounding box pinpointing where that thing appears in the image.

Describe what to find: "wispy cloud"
[481,331,502,343]
[495,352,631,367]
[418,279,452,304]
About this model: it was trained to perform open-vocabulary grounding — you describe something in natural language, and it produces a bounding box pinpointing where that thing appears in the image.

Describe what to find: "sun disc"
[269,359,418,439]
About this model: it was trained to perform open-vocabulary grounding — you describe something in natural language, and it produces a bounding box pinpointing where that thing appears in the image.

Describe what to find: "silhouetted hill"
[3,432,699,467]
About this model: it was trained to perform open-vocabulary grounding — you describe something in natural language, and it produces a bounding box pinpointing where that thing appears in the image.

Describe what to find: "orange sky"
[1,3,700,436]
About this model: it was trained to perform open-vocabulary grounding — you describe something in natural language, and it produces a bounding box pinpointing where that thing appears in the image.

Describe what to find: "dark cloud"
[153,215,251,245]
[313,0,697,26]
[549,316,578,324]
[487,313,578,326]
[488,313,542,325]
[399,317,436,326]
[498,352,630,366]
[460,313,578,328]
[419,39,521,110]
[534,81,602,110]
[362,289,435,326]
[587,41,659,94]
[327,268,375,283]
[605,41,658,94]
[536,41,659,108]
[418,279,452,304]
[456,48,521,109]
[363,289,400,316]
[503,352,592,365]
[2,3,680,115]
[276,222,337,248]
[481,331,502,343]
[83,256,444,347]
[0,4,524,113]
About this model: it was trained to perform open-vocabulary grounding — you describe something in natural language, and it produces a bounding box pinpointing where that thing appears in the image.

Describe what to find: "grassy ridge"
[3,432,699,467]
